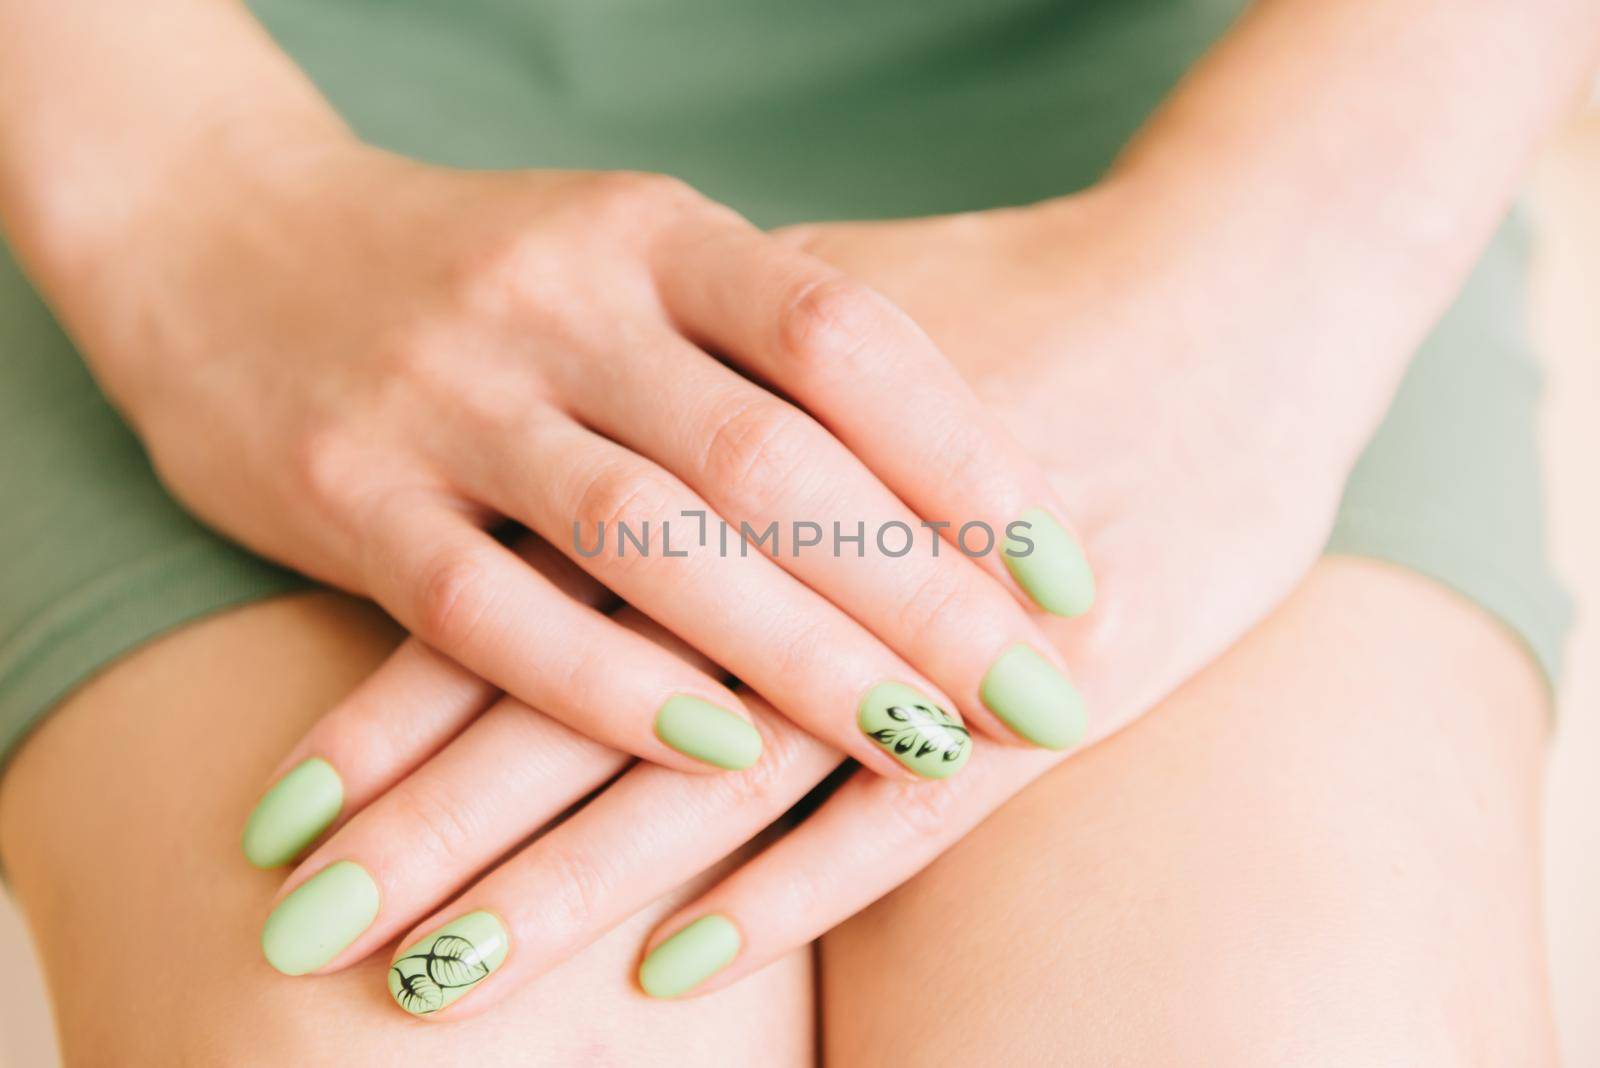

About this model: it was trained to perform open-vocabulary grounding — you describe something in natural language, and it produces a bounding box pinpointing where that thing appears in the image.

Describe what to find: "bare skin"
[0,0,1593,1022]
[0,557,1554,1066]
[823,558,1555,1066]
[0,593,814,1067]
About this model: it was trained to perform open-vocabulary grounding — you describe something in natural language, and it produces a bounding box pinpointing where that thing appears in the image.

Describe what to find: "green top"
[0,0,1570,769]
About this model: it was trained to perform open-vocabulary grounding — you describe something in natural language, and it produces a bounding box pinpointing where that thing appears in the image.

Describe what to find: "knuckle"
[372,320,436,378]
[892,565,975,651]
[413,544,501,649]
[443,234,545,320]
[881,777,964,839]
[573,464,680,540]
[920,421,993,498]
[585,171,702,227]
[371,322,507,422]
[776,276,886,380]
[540,847,615,931]
[312,704,390,784]
[607,170,695,206]
[373,325,536,439]
[288,425,362,515]
[698,395,813,512]
[770,616,833,689]
[716,719,819,806]
[388,783,488,874]
[774,867,828,920]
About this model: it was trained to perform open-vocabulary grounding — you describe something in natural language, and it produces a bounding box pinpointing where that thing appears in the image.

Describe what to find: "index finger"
[654,228,1094,617]
[634,737,1064,999]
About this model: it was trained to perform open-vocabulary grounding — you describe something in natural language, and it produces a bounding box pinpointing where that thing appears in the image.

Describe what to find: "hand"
[77,134,1098,804]
[775,190,1364,717]
[627,190,1377,993]
[247,182,1377,1016]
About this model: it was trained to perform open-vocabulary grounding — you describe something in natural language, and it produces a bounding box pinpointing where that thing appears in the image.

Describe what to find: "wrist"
[23,109,355,296]
[1033,175,1405,482]
[35,117,372,431]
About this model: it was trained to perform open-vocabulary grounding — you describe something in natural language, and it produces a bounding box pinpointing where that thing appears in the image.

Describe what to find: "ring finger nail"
[1004,506,1095,617]
[261,861,380,976]
[639,915,742,998]
[389,911,510,1017]
[654,696,764,770]
[980,644,1088,749]
[242,757,344,869]
[858,682,971,779]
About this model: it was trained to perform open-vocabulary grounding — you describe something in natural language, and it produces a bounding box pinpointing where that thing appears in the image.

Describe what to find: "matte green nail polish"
[654,696,763,770]
[980,644,1088,750]
[242,757,344,869]
[857,681,970,779]
[261,861,380,976]
[638,915,741,998]
[1003,507,1095,617]
[388,910,509,1016]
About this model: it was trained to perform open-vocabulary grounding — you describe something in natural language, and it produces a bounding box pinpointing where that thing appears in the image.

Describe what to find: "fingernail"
[638,915,741,998]
[242,757,344,869]
[388,910,510,1016]
[261,861,380,976]
[857,681,971,779]
[980,644,1088,750]
[1003,506,1095,617]
[654,696,763,771]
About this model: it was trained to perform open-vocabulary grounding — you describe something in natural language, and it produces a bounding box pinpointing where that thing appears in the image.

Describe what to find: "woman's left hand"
[253,183,1392,1015]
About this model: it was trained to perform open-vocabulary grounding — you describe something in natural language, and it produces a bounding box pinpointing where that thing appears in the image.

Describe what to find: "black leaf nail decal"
[391,969,444,1015]
[421,935,491,986]
[869,702,970,764]
[389,933,491,1015]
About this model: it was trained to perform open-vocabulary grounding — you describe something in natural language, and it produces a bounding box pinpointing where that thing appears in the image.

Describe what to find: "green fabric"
[0,247,309,770]
[0,0,1571,768]
[1329,215,1572,686]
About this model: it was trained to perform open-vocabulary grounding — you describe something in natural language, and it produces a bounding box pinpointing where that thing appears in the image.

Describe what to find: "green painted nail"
[261,861,380,976]
[654,696,763,770]
[858,681,971,779]
[980,644,1088,750]
[638,915,741,998]
[1003,507,1095,617]
[242,757,344,869]
[388,910,509,1016]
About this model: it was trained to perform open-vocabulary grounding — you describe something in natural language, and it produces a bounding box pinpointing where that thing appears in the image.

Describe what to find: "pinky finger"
[634,742,1064,999]
[241,638,494,869]
[242,533,612,869]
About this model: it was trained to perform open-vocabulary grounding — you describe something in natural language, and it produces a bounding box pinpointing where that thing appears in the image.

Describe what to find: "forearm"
[1107,0,1599,456]
[0,0,346,291]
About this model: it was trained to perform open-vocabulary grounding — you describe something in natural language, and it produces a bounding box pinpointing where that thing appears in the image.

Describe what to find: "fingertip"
[1003,507,1096,618]
[241,757,344,869]
[856,681,973,780]
[654,695,765,771]
[979,644,1089,751]
[637,914,742,999]
[259,860,379,976]
[387,910,510,1017]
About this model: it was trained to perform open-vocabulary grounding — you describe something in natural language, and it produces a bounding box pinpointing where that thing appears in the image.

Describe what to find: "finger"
[259,693,631,977]
[258,606,750,979]
[377,694,839,1019]
[561,337,1088,752]
[241,533,612,869]
[450,413,975,781]
[361,494,762,776]
[635,742,1062,999]
[656,230,1095,617]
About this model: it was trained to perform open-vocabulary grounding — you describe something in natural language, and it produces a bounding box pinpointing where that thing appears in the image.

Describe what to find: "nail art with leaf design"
[388,911,509,1017]
[858,681,971,779]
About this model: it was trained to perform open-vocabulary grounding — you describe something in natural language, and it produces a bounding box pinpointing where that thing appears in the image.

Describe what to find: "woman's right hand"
[67,134,1093,813]
[243,164,1391,1010]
